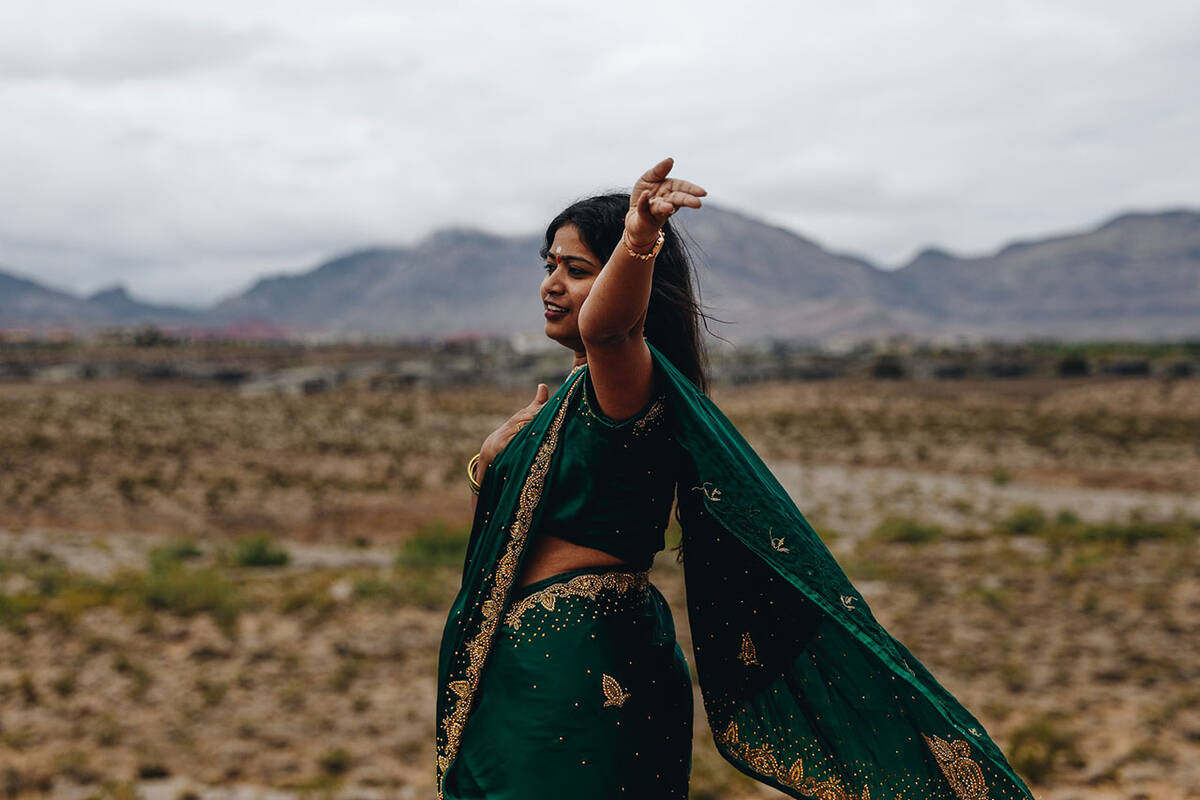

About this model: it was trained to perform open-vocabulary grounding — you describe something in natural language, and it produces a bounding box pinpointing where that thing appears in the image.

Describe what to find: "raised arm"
[578,158,705,420]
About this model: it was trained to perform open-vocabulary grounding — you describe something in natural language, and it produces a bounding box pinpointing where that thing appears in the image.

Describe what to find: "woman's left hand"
[625,157,707,250]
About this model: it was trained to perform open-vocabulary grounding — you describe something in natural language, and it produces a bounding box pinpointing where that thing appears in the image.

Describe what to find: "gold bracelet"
[622,228,665,260]
[467,452,482,494]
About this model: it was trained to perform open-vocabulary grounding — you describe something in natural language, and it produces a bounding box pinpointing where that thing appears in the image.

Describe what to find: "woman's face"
[540,223,602,351]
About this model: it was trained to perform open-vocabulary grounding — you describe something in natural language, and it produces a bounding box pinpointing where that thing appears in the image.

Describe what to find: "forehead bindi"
[548,226,599,266]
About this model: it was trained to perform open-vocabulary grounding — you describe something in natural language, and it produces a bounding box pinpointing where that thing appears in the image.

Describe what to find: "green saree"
[436,342,1035,800]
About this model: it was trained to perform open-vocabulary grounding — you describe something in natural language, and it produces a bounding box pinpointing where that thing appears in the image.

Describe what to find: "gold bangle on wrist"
[467,452,482,494]
[622,228,665,260]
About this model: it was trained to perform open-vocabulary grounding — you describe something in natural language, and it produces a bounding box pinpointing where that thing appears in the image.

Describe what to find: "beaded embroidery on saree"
[435,346,1035,799]
[436,369,586,797]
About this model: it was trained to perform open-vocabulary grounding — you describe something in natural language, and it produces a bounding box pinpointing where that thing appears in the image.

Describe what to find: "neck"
[572,350,587,368]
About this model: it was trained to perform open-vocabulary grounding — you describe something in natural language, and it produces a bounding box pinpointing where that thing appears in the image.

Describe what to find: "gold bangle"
[467,452,482,494]
[622,228,665,260]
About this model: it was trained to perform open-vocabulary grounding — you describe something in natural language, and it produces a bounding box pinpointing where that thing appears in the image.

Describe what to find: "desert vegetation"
[1,342,1197,798]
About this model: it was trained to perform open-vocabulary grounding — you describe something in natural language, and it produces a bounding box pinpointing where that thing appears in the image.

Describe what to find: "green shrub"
[147,540,203,572]
[396,522,471,569]
[397,571,455,610]
[999,505,1047,536]
[113,653,153,701]
[0,592,33,630]
[115,475,140,505]
[871,517,943,544]
[232,535,290,567]
[1080,519,1169,546]
[351,576,399,602]
[51,670,78,698]
[318,747,353,775]
[1055,509,1081,526]
[331,659,361,692]
[195,678,228,707]
[1007,713,1081,784]
[124,564,240,632]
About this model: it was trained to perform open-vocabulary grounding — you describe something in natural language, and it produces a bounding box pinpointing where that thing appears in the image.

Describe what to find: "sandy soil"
[1,374,1197,798]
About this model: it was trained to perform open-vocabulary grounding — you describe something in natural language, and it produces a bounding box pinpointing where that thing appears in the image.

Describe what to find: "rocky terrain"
[1,351,1198,798]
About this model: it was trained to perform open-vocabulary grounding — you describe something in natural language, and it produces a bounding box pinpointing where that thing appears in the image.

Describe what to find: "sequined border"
[502,570,650,630]
[436,370,584,797]
[630,395,666,435]
[714,721,871,800]
[578,371,667,437]
[714,721,992,800]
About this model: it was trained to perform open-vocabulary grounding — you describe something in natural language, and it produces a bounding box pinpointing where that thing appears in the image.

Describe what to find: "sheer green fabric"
[436,343,1034,799]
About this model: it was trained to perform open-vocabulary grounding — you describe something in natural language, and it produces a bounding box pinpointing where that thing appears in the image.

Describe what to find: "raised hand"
[625,157,707,249]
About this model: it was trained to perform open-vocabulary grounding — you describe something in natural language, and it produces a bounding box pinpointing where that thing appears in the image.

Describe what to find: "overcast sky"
[1,1,1197,306]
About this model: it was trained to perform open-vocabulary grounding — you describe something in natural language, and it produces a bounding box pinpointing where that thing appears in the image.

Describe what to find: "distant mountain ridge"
[2,205,1198,341]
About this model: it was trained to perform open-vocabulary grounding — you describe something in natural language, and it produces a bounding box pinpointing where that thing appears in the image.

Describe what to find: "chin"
[543,324,581,351]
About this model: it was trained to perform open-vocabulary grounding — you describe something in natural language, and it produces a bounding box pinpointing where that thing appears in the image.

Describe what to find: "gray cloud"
[0,0,1196,304]
[0,15,271,83]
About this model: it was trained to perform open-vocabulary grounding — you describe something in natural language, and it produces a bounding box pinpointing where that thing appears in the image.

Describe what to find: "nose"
[541,266,564,298]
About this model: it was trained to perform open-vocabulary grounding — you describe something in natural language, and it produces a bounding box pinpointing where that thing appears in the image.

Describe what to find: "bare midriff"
[517,533,632,587]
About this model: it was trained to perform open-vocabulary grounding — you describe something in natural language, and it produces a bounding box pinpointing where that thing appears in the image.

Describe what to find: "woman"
[436,160,1034,800]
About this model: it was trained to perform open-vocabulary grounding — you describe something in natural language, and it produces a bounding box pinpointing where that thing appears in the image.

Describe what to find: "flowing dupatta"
[436,344,1035,800]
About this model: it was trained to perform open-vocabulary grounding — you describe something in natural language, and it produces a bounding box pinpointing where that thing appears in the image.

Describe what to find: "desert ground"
[1,355,1197,799]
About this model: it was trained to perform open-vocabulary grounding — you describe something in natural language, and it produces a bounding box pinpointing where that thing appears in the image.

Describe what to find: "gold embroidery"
[579,378,666,437]
[840,594,858,611]
[436,371,584,798]
[715,721,871,800]
[601,674,630,707]
[770,530,790,553]
[923,733,989,800]
[503,570,650,631]
[693,481,722,502]
[630,395,666,435]
[738,632,761,666]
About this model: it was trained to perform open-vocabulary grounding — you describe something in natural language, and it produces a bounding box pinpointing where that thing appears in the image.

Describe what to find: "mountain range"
[2,205,1198,342]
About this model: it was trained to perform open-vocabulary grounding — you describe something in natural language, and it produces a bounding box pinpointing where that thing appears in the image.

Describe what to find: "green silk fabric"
[436,342,1034,799]
[446,564,693,798]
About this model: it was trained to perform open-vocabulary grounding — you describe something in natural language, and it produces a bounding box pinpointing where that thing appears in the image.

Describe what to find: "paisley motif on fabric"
[738,632,761,666]
[923,733,990,800]
[602,673,631,707]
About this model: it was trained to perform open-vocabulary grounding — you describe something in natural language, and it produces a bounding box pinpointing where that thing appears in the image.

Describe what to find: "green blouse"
[535,365,681,570]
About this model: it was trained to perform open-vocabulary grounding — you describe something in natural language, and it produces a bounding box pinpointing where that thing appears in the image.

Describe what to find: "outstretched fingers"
[661,178,707,198]
[659,190,704,209]
[649,197,678,217]
[639,157,675,184]
[631,159,706,223]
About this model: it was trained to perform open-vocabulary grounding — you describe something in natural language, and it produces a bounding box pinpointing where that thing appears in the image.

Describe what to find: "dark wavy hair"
[540,192,712,393]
